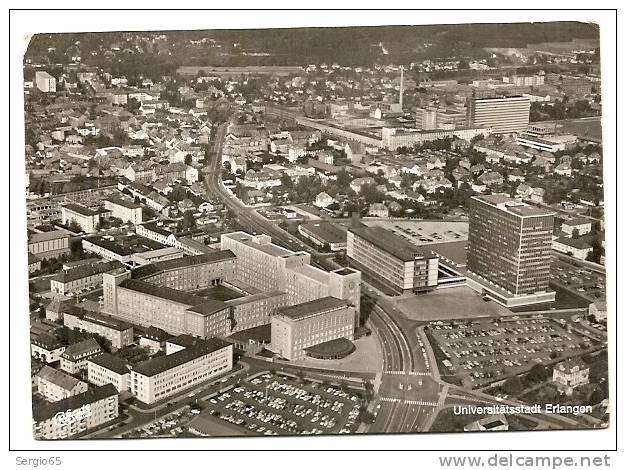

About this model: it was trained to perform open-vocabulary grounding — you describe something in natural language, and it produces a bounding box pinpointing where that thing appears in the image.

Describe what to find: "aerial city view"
[23,22,608,440]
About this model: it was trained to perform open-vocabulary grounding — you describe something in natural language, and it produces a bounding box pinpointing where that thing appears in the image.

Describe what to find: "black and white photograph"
[7,6,620,466]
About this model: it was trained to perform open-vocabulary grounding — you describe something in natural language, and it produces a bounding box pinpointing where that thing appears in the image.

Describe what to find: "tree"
[571,228,580,239]
[184,154,193,166]
[502,376,524,395]
[181,210,196,231]
[526,363,549,384]
[68,220,82,233]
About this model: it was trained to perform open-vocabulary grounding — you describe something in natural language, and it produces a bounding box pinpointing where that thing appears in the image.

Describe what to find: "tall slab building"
[467,95,530,134]
[466,195,556,307]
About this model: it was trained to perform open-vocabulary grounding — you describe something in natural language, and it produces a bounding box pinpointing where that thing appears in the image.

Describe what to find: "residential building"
[104,196,143,225]
[138,326,170,354]
[63,308,134,349]
[33,384,118,440]
[346,226,439,294]
[60,338,103,375]
[50,260,123,295]
[35,71,56,93]
[61,203,101,233]
[31,335,65,364]
[467,95,530,134]
[553,358,590,396]
[589,301,607,322]
[467,195,556,307]
[130,338,232,404]
[271,297,355,360]
[36,366,88,402]
[562,218,593,237]
[87,353,131,392]
[552,237,593,260]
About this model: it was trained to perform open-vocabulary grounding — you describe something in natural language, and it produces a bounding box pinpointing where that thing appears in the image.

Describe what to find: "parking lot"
[120,405,200,439]
[550,257,606,301]
[427,316,597,387]
[202,373,365,436]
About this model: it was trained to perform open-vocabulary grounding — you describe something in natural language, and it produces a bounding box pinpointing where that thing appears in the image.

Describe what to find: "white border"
[6,5,620,462]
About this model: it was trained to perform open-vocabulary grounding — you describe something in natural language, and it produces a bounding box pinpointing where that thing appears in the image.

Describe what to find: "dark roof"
[300,222,347,244]
[131,250,235,280]
[133,338,231,377]
[29,230,70,244]
[186,299,230,317]
[140,326,171,342]
[554,237,592,250]
[37,365,84,390]
[83,237,134,256]
[63,203,98,217]
[61,338,102,361]
[276,296,350,321]
[31,333,64,350]
[166,334,198,348]
[88,353,130,375]
[119,279,205,306]
[51,260,123,283]
[105,195,142,210]
[349,226,434,262]
[33,384,118,422]
[65,308,133,332]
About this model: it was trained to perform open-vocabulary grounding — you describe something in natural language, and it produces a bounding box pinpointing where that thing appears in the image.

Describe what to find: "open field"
[392,286,511,322]
[537,118,602,142]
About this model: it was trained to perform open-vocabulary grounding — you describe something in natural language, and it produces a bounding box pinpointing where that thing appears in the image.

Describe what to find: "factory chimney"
[399,66,404,111]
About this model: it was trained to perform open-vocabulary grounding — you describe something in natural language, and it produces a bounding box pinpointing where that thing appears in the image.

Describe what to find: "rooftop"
[132,250,235,280]
[29,230,70,244]
[62,203,98,217]
[186,299,230,317]
[300,221,347,244]
[349,226,434,262]
[88,353,130,375]
[472,195,554,218]
[133,338,231,377]
[276,296,350,321]
[37,365,84,390]
[119,279,206,306]
[105,195,142,210]
[61,338,102,360]
[51,260,123,284]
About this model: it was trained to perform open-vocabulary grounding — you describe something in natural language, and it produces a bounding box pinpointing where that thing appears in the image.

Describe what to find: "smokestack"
[399,66,404,111]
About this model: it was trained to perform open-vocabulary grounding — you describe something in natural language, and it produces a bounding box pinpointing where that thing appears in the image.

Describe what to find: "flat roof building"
[35,71,56,93]
[346,226,439,294]
[271,297,355,360]
[467,195,555,307]
[131,337,232,404]
[298,221,347,251]
[221,232,361,314]
[467,95,531,134]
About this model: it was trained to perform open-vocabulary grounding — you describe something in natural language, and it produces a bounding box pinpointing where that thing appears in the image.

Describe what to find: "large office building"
[130,250,236,291]
[33,384,118,440]
[271,297,356,360]
[346,226,439,294]
[130,337,232,404]
[466,195,555,307]
[220,232,361,314]
[466,95,531,134]
[35,71,56,93]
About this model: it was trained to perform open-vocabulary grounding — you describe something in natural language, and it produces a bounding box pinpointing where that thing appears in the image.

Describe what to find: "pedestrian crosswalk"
[384,370,431,376]
[380,396,438,407]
